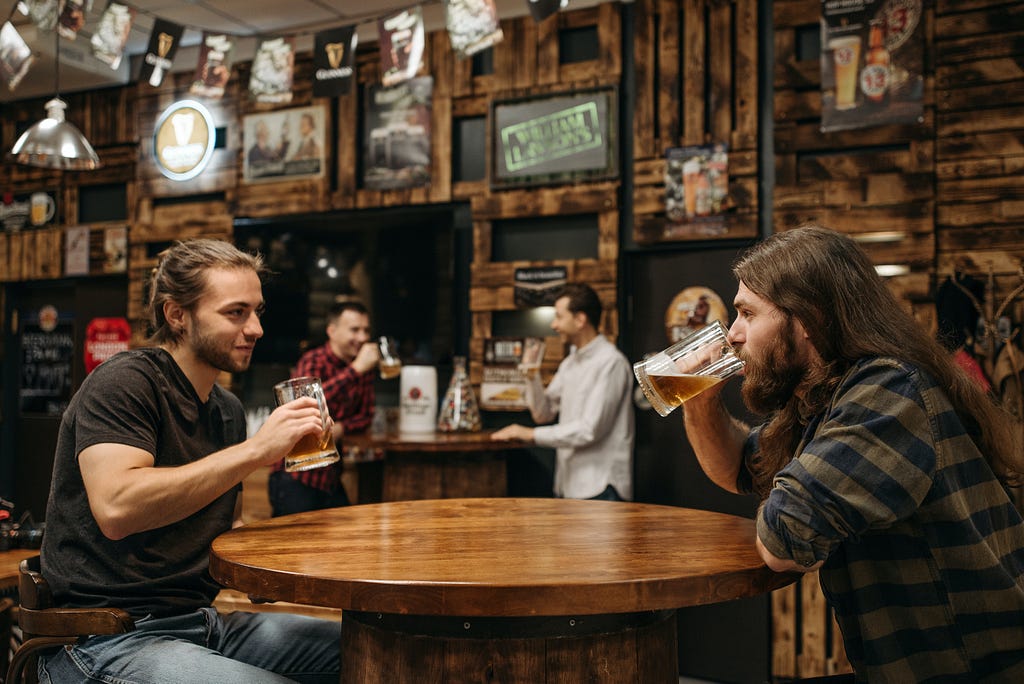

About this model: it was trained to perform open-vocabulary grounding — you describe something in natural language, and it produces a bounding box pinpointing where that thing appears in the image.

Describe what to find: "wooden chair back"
[6,556,134,684]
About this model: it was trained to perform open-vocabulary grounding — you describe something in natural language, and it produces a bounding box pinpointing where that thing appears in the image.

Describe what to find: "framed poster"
[242,105,326,184]
[363,76,433,190]
[491,87,618,189]
[820,0,923,132]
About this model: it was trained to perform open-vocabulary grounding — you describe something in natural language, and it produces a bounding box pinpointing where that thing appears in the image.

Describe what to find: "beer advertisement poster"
[190,33,233,99]
[663,143,730,238]
[0,22,34,91]
[139,18,184,88]
[445,0,504,59]
[249,36,295,104]
[243,105,326,184]
[363,76,433,191]
[480,337,538,411]
[379,7,425,87]
[820,0,923,132]
[91,2,136,70]
[313,25,357,97]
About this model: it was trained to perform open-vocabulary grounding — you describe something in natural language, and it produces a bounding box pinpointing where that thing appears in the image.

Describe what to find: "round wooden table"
[340,429,527,501]
[210,498,796,683]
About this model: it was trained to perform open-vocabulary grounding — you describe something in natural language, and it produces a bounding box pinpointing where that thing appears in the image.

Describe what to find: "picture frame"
[490,86,618,189]
[242,105,326,184]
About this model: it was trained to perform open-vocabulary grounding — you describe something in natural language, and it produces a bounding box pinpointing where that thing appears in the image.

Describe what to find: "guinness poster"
[313,25,357,97]
[91,1,136,70]
[379,7,424,87]
[139,18,183,87]
[190,33,233,99]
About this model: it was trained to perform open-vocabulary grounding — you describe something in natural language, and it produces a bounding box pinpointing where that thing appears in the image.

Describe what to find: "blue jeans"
[268,471,350,517]
[39,607,341,683]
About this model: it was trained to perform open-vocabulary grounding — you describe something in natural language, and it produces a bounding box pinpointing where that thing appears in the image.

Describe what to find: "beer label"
[860,64,890,100]
[833,45,857,66]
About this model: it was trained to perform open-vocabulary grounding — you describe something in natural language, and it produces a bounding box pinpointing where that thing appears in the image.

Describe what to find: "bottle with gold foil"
[861,19,891,105]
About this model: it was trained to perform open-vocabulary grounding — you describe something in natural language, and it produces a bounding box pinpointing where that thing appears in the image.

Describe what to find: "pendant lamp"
[9,26,101,170]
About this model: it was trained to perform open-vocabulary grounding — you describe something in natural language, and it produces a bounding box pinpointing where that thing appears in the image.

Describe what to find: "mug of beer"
[30,192,55,226]
[633,320,745,417]
[378,336,402,379]
[273,376,340,472]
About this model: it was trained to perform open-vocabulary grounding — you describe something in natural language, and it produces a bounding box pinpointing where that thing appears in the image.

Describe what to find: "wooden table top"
[210,498,796,617]
[342,428,527,454]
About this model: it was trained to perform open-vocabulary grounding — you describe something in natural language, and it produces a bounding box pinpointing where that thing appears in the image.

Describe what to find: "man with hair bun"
[40,238,341,683]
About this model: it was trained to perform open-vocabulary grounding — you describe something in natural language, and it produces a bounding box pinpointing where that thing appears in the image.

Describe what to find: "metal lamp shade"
[9,98,101,170]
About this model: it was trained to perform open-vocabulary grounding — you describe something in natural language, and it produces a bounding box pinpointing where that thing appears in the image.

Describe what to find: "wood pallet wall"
[772,0,937,330]
[632,0,760,244]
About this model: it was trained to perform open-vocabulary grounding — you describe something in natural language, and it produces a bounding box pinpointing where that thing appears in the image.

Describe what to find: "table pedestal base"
[341,609,677,684]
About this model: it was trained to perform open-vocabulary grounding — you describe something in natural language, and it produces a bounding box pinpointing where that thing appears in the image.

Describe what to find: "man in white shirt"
[492,283,634,500]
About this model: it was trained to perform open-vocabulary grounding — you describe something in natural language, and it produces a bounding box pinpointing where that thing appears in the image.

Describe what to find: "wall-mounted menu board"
[491,87,617,189]
[20,306,74,415]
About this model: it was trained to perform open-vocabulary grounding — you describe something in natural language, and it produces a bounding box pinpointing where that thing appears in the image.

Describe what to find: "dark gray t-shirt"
[40,348,245,619]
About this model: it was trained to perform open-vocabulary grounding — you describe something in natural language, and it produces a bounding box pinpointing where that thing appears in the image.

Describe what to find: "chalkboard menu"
[491,87,617,188]
[20,311,74,415]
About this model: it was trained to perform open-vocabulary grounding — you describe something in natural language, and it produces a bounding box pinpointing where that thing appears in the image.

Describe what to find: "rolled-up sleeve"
[756,360,937,567]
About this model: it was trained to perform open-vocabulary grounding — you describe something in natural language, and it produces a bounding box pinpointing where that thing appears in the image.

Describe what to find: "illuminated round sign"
[153,100,215,181]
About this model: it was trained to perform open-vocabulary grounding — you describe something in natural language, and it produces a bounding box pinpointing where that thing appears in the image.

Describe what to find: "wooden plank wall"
[632,0,760,244]
[773,0,936,330]
[458,6,623,385]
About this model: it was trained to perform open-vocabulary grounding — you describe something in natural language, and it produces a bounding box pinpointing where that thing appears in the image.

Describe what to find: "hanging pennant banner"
[313,25,357,97]
[190,33,233,99]
[249,36,295,104]
[91,1,136,70]
[0,22,35,91]
[26,0,59,32]
[528,0,568,23]
[57,0,90,40]
[139,18,184,87]
[379,7,425,87]
[445,0,504,59]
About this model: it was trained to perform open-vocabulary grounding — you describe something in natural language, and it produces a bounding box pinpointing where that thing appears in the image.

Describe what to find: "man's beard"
[741,325,806,415]
[191,324,251,374]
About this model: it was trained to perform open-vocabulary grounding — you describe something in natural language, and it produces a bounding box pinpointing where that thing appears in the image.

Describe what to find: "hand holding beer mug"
[519,337,546,379]
[633,321,745,417]
[273,376,340,472]
[378,336,402,379]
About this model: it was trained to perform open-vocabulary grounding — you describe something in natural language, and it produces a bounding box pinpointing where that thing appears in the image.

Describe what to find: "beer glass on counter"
[633,320,745,417]
[273,376,340,472]
[378,336,402,379]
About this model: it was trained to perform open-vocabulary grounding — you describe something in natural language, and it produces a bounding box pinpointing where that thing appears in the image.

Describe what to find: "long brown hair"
[734,225,1022,498]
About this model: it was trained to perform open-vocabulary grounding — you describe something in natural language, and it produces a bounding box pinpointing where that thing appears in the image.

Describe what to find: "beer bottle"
[861,20,890,105]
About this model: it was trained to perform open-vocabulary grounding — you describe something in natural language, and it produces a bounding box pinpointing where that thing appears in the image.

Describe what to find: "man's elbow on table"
[755,535,823,574]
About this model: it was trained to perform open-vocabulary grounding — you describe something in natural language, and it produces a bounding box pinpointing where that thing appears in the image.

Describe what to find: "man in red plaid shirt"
[269,301,379,515]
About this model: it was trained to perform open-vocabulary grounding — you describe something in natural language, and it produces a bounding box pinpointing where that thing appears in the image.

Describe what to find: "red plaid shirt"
[271,343,375,492]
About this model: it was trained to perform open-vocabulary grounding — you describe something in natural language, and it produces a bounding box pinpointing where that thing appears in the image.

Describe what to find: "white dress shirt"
[527,335,634,500]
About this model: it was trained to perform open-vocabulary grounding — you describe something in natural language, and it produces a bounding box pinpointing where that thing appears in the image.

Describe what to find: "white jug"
[399,365,437,433]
